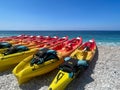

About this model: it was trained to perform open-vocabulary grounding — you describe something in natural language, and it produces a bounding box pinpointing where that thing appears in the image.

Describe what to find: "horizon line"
[0,30,120,31]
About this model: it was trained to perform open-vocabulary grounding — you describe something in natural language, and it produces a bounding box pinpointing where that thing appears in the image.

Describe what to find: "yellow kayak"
[12,37,82,84]
[0,45,38,72]
[48,39,96,90]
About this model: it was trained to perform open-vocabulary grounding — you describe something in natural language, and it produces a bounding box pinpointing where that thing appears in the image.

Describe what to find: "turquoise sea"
[0,31,120,46]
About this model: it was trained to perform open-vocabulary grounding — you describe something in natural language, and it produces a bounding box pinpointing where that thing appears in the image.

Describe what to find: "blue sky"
[0,0,120,30]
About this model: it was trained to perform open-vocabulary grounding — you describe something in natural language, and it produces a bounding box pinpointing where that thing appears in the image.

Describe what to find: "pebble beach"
[0,45,120,90]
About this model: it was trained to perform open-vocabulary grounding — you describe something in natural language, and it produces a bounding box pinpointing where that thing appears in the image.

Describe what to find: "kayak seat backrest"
[4,45,29,55]
[0,42,12,48]
[16,45,29,52]
[59,57,78,73]
[30,48,59,66]
[59,57,88,73]
[35,48,50,58]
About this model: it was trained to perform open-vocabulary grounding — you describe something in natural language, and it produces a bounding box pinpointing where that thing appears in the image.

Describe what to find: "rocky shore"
[0,45,120,90]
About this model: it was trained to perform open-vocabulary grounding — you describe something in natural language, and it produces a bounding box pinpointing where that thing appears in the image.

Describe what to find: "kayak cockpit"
[3,45,29,55]
[0,42,12,49]
[30,48,59,66]
[59,57,88,77]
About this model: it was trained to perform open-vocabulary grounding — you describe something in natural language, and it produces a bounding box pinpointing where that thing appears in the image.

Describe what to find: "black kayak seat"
[3,45,29,55]
[0,42,12,48]
[30,48,59,66]
[59,57,88,73]
[16,45,29,52]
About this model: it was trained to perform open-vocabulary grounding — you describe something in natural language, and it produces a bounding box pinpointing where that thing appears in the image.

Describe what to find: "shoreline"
[0,45,120,90]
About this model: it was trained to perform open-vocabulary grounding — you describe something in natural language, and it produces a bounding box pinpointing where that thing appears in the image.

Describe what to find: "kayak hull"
[48,70,73,90]
[13,55,64,84]
[0,48,38,72]
[48,39,96,90]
